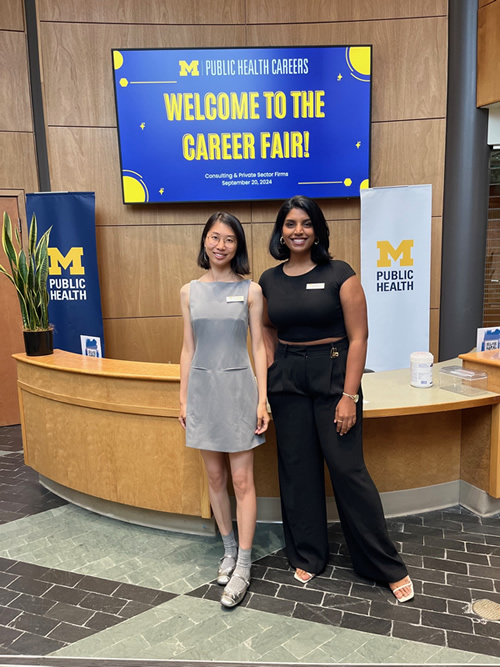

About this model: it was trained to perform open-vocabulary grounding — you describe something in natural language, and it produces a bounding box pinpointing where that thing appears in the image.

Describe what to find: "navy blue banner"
[25,193,105,357]
[112,46,371,203]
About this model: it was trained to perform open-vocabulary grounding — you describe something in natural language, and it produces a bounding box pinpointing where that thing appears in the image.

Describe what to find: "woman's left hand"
[335,395,357,436]
[256,403,270,435]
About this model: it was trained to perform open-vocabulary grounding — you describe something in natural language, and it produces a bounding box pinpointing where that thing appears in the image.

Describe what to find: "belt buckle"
[330,347,339,358]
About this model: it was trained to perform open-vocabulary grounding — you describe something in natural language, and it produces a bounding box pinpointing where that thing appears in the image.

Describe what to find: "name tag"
[306,283,325,290]
[226,295,244,303]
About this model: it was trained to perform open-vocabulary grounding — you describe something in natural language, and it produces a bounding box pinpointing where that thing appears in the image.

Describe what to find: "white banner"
[360,185,432,372]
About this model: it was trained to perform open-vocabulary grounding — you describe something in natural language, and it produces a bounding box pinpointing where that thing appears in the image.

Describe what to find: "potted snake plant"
[0,211,53,356]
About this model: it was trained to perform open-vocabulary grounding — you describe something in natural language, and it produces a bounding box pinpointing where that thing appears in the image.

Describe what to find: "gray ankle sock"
[223,547,252,599]
[234,547,252,581]
[221,530,238,559]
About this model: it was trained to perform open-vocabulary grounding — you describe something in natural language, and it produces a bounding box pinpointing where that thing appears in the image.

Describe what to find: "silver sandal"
[220,573,250,608]
[217,554,236,585]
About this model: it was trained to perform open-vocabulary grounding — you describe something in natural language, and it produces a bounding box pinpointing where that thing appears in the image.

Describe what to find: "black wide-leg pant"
[268,339,407,582]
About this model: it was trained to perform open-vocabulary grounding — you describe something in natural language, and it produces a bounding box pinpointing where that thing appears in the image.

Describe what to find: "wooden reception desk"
[14,350,500,534]
[460,350,500,501]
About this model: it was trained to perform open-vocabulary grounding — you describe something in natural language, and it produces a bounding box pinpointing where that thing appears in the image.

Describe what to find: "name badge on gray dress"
[226,295,244,302]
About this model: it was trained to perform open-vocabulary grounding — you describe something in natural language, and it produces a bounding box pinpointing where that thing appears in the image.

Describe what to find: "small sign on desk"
[477,326,500,352]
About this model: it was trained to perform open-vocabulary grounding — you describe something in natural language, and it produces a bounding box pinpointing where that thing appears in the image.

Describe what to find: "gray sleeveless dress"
[186,279,265,452]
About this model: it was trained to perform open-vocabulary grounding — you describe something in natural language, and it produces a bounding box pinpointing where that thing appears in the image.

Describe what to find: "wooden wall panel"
[96,224,204,318]
[47,127,252,226]
[0,0,24,31]
[430,308,439,360]
[0,31,33,132]
[97,223,253,318]
[246,18,447,123]
[251,223,281,284]
[329,219,362,275]
[371,119,446,217]
[247,0,447,24]
[0,5,37,285]
[477,0,500,107]
[431,216,442,310]
[103,316,183,363]
[40,23,247,128]
[38,0,245,24]
[250,198,360,224]
[0,132,38,191]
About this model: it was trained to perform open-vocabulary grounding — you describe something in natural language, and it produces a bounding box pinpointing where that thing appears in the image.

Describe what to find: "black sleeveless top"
[259,260,355,342]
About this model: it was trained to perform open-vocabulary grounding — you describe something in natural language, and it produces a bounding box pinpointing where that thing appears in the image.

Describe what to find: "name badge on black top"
[306,283,325,290]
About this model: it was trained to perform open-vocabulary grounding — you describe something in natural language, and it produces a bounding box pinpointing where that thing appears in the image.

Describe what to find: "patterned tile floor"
[0,424,500,664]
[191,514,500,658]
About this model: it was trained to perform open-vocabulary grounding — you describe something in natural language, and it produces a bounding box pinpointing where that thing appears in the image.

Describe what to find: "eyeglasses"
[206,233,236,248]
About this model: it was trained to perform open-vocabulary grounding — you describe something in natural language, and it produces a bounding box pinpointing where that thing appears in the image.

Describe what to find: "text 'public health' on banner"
[26,192,105,358]
[360,185,432,372]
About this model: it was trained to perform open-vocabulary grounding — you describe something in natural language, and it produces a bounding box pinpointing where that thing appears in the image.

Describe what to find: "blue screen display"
[112,46,371,204]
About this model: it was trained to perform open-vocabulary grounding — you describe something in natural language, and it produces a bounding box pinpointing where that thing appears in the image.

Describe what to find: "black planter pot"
[23,329,54,356]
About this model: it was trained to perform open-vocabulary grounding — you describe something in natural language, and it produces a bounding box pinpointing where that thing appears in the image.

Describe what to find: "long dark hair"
[197,212,250,276]
[269,195,331,264]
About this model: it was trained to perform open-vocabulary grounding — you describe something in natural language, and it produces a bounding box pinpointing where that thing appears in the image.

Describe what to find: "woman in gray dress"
[179,212,269,608]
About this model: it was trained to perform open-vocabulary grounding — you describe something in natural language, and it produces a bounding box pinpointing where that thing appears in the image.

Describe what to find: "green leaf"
[1,263,30,328]
[27,258,35,292]
[35,228,51,273]
[28,213,37,258]
[41,291,49,329]
[2,212,11,255]
[18,293,29,329]
[0,264,16,286]
[14,223,21,248]
[36,238,50,294]
[18,250,28,287]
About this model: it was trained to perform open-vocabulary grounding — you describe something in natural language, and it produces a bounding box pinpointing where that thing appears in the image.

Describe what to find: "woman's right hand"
[179,403,187,429]
[256,402,270,435]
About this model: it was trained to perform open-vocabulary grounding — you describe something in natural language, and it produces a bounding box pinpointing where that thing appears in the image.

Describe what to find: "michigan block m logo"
[179,60,200,76]
[48,247,85,275]
[376,240,414,268]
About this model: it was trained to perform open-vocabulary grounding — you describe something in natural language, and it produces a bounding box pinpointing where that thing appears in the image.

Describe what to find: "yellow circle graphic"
[346,47,371,82]
[347,47,370,75]
[360,179,370,190]
[113,51,124,70]
[123,173,149,203]
[344,178,352,187]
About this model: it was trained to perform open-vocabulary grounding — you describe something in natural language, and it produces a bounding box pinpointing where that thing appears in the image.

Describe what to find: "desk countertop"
[362,358,500,418]
[14,351,500,418]
[460,350,500,367]
[13,349,181,382]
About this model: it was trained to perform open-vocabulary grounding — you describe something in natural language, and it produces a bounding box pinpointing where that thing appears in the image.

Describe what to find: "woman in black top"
[259,195,413,602]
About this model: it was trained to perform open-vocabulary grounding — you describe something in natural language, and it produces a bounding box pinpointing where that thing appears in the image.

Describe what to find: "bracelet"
[342,392,359,403]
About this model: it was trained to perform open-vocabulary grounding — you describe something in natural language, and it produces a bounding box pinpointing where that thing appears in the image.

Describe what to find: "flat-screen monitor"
[112,46,372,204]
